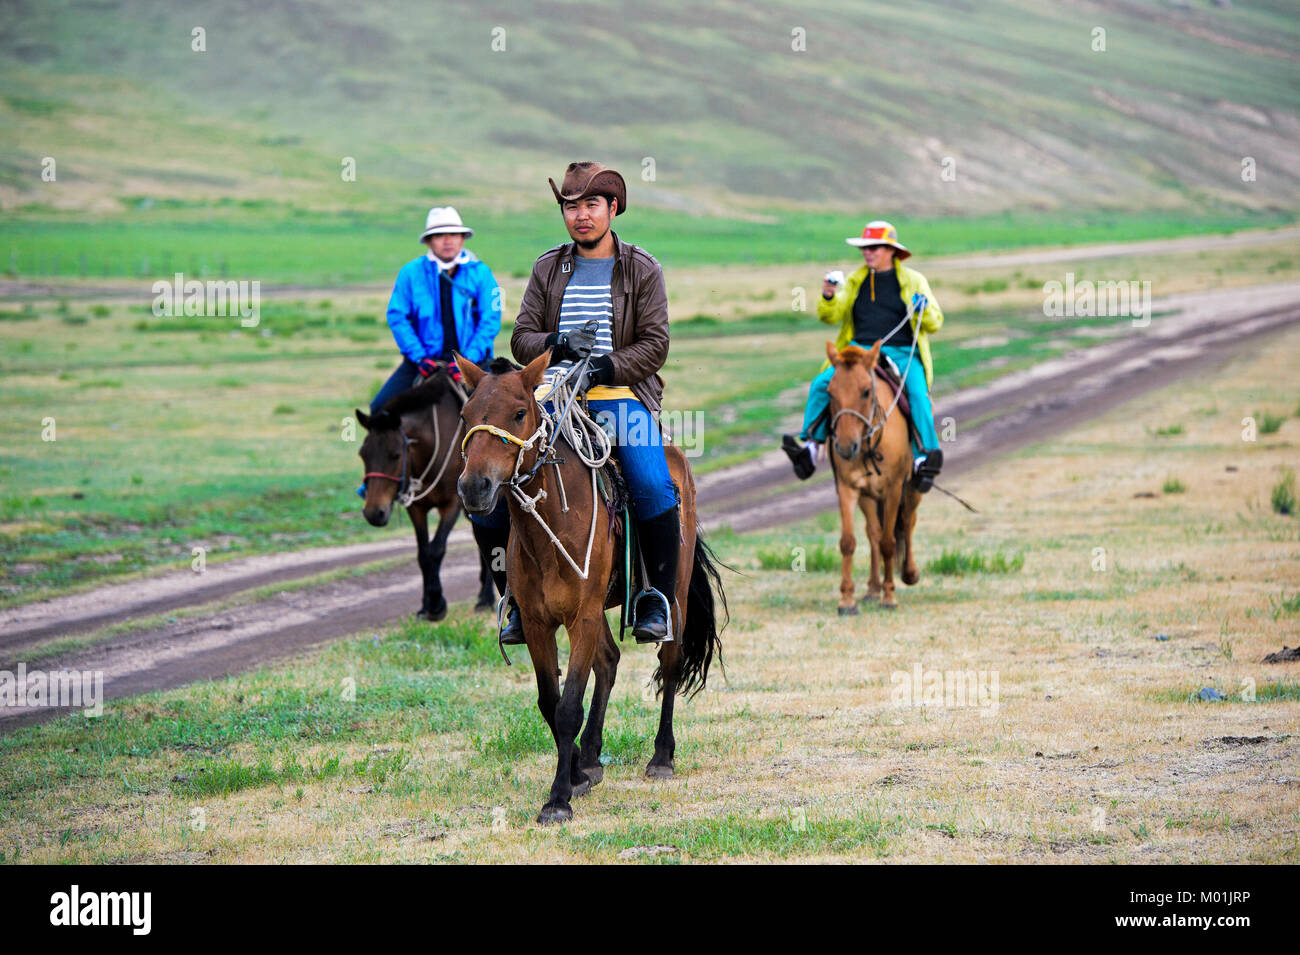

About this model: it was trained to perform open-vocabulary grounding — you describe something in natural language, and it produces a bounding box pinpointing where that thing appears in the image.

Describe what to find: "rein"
[461,361,612,580]
[830,380,887,474]
[366,376,467,508]
[828,298,923,474]
[363,429,411,496]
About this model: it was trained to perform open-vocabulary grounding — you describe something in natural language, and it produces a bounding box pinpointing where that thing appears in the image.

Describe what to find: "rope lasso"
[460,358,613,580]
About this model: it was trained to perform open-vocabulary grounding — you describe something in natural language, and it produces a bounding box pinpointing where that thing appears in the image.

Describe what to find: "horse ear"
[865,340,882,367]
[455,352,485,391]
[825,341,840,366]
[356,409,371,430]
[519,348,551,394]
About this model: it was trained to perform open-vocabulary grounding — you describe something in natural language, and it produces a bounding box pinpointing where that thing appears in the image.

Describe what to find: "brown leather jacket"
[511,231,669,416]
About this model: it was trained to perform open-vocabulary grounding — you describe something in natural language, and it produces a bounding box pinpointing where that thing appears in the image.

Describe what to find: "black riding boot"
[471,521,524,645]
[911,447,944,493]
[782,434,817,480]
[632,504,681,644]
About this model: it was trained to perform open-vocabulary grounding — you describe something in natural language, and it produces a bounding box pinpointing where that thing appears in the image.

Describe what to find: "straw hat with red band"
[846,219,910,260]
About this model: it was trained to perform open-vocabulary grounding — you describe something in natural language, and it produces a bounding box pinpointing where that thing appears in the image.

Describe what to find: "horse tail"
[663,534,729,699]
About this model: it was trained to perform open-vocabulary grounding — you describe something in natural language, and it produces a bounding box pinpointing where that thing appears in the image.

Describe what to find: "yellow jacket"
[816,262,943,386]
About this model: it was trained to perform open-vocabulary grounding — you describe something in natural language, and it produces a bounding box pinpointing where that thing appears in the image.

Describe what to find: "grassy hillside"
[2,0,1298,223]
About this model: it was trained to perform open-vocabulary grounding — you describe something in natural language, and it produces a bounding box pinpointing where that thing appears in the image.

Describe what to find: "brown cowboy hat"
[548,161,627,215]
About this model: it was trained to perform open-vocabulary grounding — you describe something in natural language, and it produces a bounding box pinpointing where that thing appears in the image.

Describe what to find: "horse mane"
[372,371,451,430]
[486,357,522,375]
[838,344,878,367]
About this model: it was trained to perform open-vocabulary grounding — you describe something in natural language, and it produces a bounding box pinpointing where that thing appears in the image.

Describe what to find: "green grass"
[1153,424,1184,437]
[1268,591,1300,620]
[0,613,506,802]
[1273,469,1296,516]
[756,542,840,572]
[1150,682,1300,705]
[7,208,1291,285]
[1255,410,1287,435]
[925,548,1024,576]
[567,812,901,861]
[1162,477,1186,494]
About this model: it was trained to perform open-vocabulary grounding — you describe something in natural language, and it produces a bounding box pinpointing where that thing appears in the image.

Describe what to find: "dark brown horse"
[455,350,726,825]
[356,370,496,619]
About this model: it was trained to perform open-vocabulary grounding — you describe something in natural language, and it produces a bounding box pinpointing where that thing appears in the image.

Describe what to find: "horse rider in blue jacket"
[370,205,502,413]
[358,206,502,497]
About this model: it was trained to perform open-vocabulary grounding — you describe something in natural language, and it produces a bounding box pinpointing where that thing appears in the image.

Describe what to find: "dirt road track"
[3,281,1299,729]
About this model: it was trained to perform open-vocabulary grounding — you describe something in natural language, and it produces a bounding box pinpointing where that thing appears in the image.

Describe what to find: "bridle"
[828,297,922,476]
[363,428,412,499]
[829,371,888,474]
[459,361,611,580]
[364,386,464,508]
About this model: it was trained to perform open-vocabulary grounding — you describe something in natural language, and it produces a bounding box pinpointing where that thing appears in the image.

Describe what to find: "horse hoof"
[645,763,674,780]
[880,600,898,611]
[417,602,448,622]
[580,766,605,787]
[861,591,880,603]
[536,804,572,826]
[837,604,859,616]
[902,570,919,586]
[571,778,592,798]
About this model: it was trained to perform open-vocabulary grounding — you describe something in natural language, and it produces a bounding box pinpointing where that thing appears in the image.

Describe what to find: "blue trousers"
[800,342,938,454]
[468,397,677,529]
[371,359,421,415]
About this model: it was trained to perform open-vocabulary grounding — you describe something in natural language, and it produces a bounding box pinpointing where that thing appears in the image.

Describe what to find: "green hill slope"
[2,0,1298,221]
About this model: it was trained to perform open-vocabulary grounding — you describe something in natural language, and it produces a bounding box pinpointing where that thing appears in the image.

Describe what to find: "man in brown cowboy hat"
[464,161,680,646]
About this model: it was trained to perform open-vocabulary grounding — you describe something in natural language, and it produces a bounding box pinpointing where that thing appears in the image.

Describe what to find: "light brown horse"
[355,371,496,619]
[825,341,922,613]
[455,350,726,825]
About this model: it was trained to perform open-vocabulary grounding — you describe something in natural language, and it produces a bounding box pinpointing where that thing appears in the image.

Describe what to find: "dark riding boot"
[471,521,524,645]
[632,504,681,644]
[911,448,944,493]
[782,434,817,480]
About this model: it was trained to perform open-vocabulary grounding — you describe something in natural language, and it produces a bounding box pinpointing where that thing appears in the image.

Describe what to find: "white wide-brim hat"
[419,205,473,241]
[845,219,910,259]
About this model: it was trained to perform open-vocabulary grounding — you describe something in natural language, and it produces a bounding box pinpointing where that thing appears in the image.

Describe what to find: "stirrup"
[495,590,524,664]
[629,586,674,645]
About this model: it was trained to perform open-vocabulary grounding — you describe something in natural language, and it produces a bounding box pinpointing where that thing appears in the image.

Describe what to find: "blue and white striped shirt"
[543,255,615,389]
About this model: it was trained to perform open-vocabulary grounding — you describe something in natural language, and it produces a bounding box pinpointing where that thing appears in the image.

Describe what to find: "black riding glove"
[583,355,615,391]
[547,320,599,362]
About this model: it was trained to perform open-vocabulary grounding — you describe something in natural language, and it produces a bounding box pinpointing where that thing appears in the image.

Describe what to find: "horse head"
[826,340,883,462]
[454,350,550,514]
[354,407,411,526]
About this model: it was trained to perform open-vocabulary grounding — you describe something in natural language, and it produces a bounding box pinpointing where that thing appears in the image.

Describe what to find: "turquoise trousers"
[800,343,938,454]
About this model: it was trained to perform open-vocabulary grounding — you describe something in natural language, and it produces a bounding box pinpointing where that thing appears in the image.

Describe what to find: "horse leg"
[648,639,680,778]
[475,550,497,611]
[648,480,697,779]
[859,496,883,602]
[900,488,920,586]
[421,499,458,621]
[526,618,565,807]
[836,478,860,615]
[576,617,620,790]
[409,505,438,620]
[878,485,902,608]
[538,616,598,825]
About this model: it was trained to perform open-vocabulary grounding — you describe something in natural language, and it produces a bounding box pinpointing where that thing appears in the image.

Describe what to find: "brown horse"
[455,350,726,825]
[355,371,496,620]
[825,341,922,613]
